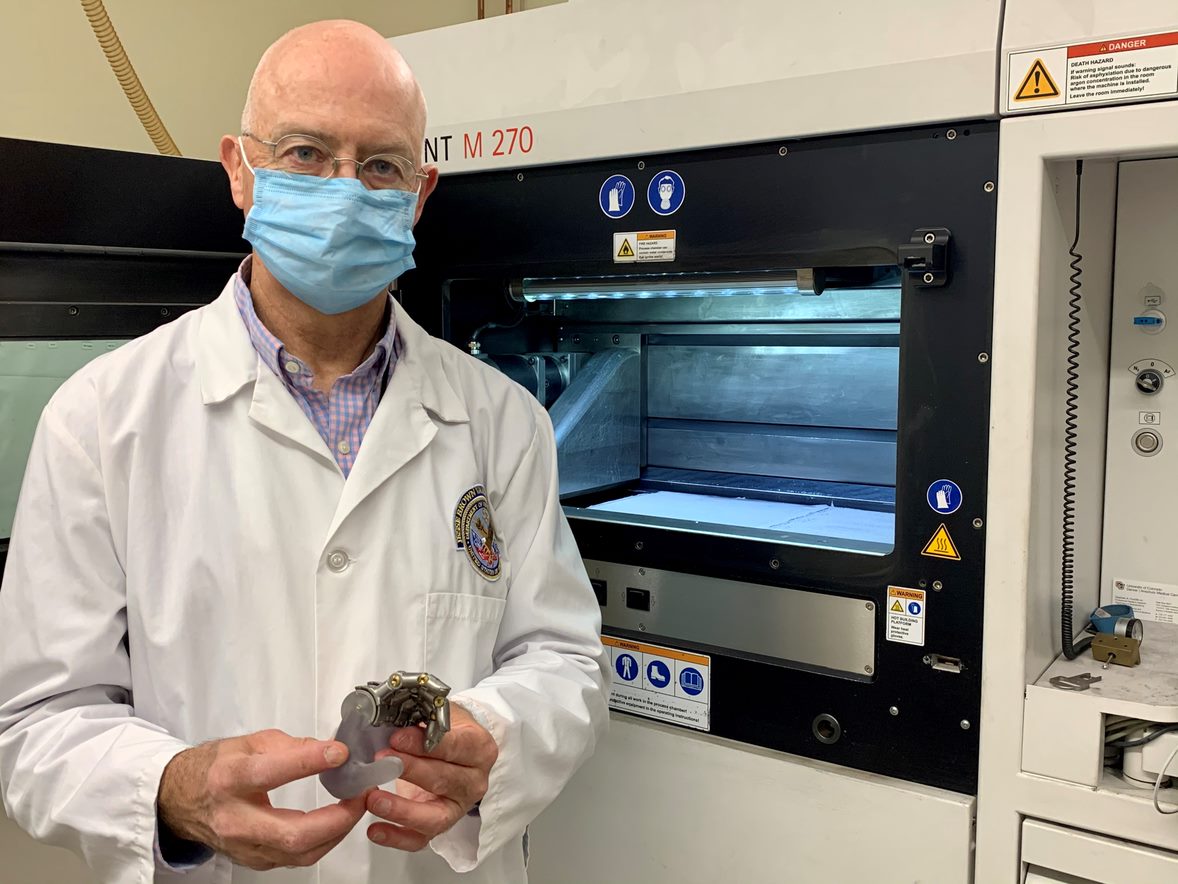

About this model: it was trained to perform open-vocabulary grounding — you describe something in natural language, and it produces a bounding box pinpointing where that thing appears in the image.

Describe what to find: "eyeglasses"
[240,132,427,192]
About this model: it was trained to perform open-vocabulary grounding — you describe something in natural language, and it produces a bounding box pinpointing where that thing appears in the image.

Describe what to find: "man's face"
[221,32,438,227]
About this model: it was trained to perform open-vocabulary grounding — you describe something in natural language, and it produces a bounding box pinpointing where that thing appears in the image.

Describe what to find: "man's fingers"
[368,821,430,852]
[389,724,495,769]
[365,788,455,838]
[226,733,348,793]
[392,754,483,810]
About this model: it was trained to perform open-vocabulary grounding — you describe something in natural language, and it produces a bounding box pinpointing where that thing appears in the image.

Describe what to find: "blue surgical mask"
[239,143,419,315]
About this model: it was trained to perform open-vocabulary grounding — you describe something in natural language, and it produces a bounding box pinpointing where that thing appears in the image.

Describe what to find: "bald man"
[0,20,608,883]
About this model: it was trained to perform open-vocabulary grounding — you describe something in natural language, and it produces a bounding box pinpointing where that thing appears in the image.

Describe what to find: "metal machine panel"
[395,0,1002,172]
[585,560,875,677]
[646,422,897,486]
[646,344,899,429]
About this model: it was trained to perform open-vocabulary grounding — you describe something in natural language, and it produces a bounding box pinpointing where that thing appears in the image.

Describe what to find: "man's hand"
[158,729,368,870]
[365,705,498,851]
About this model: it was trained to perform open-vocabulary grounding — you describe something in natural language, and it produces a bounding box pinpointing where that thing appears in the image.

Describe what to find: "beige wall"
[0,0,565,161]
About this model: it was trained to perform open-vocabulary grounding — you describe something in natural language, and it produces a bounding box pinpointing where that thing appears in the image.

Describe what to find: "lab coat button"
[327,550,350,572]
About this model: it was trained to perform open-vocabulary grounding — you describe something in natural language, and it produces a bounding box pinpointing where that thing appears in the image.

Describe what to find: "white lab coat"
[0,279,609,884]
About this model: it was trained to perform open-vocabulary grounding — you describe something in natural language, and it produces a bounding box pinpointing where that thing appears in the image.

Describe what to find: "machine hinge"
[899,227,951,287]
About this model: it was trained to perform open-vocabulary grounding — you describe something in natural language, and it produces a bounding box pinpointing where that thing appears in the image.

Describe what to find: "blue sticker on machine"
[926,479,963,515]
[615,653,638,682]
[647,169,685,216]
[599,174,635,219]
[646,660,671,688]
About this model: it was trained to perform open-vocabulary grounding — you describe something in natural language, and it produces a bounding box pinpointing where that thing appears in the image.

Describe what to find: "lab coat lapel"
[326,302,469,539]
[197,278,340,470]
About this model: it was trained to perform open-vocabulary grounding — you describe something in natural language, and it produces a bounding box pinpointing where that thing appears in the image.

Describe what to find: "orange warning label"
[922,524,962,561]
[1014,58,1061,101]
[637,231,674,241]
[888,587,925,601]
[602,635,709,666]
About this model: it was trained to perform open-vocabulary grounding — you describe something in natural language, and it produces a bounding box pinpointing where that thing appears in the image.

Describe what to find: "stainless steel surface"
[647,421,897,485]
[587,559,877,677]
[647,345,899,430]
[550,348,641,496]
[556,287,901,323]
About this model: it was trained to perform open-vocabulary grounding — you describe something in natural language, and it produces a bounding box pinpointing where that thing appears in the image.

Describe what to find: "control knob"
[1136,368,1164,395]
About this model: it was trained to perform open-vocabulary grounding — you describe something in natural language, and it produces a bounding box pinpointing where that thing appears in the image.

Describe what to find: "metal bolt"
[960,720,972,730]
[573,335,582,344]
[946,129,958,140]
[864,665,874,674]
[889,706,899,716]
[923,272,935,284]
[637,161,646,170]
[634,541,644,551]
[778,146,788,157]
[527,356,536,364]
[932,580,944,591]
[922,655,932,664]
[972,518,984,529]
[160,307,171,317]
[918,580,928,588]
[67,306,79,316]
[924,232,936,244]
[612,334,620,344]
[516,172,524,182]
[770,558,781,570]
[638,623,647,632]
[978,352,989,364]
[865,602,875,612]
[984,180,995,193]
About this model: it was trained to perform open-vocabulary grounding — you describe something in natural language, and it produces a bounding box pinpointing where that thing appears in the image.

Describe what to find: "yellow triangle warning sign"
[890,600,904,613]
[617,238,635,258]
[1013,58,1060,101]
[922,524,961,561]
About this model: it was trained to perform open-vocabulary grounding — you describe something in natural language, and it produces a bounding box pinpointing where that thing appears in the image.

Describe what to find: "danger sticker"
[602,635,709,730]
[613,230,676,264]
[1008,31,1178,112]
[886,586,926,646]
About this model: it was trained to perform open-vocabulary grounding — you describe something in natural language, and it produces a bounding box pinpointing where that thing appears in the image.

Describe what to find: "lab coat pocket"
[424,592,507,691]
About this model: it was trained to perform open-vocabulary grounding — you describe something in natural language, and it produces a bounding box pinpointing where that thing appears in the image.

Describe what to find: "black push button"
[626,587,651,611]
[590,578,607,607]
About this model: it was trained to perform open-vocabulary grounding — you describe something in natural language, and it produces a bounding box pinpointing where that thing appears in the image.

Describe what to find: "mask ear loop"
[236,136,256,175]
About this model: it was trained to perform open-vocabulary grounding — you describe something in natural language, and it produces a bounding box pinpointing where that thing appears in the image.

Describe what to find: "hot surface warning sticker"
[613,230,676,264]
[602,636,709,731]
[1008,31,1178,112]
[886,586,926,646]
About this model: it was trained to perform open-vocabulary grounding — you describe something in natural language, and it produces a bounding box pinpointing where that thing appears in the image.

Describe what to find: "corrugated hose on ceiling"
[79,0,181,156]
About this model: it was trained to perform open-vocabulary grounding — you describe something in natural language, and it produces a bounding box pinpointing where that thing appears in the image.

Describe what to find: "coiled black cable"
[1061,159,1092,660]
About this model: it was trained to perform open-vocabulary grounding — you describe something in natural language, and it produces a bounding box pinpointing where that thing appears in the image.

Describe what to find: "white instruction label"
[1112,578,1178,624]
[886,586,926,646]
[602,636,709,731]
[1008,32,1178,112]
[613,230,676,264]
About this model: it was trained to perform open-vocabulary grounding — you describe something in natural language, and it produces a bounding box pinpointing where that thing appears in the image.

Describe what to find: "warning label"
[886,586,926,646]
[613,230,676,264]
[922,524,961,561]
[1013,59,1061,101]
[1008,31,1178,112]
[602,635,709,730]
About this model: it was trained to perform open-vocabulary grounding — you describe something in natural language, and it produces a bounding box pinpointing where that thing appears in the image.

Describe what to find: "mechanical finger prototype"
[319,672,452,799]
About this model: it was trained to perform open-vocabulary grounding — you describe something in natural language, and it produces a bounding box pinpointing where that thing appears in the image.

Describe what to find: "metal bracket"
[899,227,951,287]
[1049,673,1103,691]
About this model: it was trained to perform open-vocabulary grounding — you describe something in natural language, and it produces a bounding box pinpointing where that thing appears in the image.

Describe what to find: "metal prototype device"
[319,672,452,800]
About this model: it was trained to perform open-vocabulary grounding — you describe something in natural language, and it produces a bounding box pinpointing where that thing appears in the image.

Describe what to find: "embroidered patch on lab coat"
[453,485,502,581]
